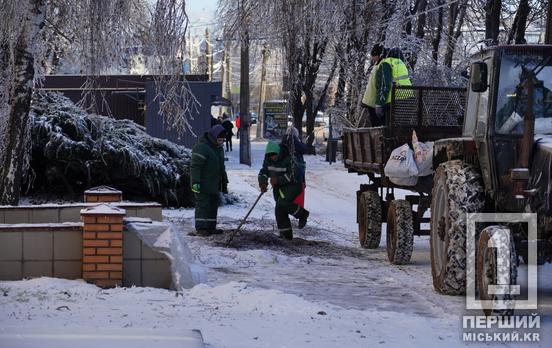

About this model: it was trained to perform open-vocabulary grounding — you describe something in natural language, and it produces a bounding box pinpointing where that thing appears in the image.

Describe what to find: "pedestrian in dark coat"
[211,116,221,127]
[190,125,229,236]
[221,113,234,152]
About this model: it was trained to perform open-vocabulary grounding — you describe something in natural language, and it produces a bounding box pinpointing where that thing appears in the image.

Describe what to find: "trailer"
[343,85,466,264]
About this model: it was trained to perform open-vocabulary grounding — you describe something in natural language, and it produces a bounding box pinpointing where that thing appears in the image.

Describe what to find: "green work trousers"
[273,183,302,236]
[194,193,220,230]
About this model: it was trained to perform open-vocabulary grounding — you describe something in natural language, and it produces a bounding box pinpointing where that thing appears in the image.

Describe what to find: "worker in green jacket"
[361,44,386,127]
[258,141,309,240]
[373,47,412,126]
[190,125,229,236]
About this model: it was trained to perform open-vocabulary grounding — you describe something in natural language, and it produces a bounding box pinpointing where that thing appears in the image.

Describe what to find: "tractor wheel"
[477,226,518,316]
[430,160,485,295]
[358,191,382,249]
[386,199,414,264]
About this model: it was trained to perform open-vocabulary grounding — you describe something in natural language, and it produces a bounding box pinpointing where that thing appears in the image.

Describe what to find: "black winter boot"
[279,229,293,240]
[296,208,309,229]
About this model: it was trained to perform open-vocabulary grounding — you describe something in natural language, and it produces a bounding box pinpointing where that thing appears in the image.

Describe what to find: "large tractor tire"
[430,160,485,295]
[386,199,414,264]
[477,226,518,316]
[358,191,382,249]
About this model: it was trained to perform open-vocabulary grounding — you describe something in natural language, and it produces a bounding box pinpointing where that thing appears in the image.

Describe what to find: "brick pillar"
[84,186,122,203]
[80,204,126,288]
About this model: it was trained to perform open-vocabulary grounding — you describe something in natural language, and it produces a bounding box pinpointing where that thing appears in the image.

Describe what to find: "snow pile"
[26,92,193,207]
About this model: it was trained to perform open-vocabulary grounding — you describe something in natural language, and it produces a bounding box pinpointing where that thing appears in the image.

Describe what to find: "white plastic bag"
[412,130,434,177]
[388,175,418,186]
[385,143,418,186]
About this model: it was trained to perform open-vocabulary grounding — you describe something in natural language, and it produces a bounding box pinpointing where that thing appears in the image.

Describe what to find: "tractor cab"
[464,45,552,212]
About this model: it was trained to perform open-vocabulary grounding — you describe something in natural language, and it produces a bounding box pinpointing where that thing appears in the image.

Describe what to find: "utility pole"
[221,46,232,117]
[256,44,268,139]
[225,47,232,113]
[239,0,251,165]
[205,28,213,80]
[546,0,552,44]
[187,30,192,73]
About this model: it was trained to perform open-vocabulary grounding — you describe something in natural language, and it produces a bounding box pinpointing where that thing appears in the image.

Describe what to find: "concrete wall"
[0,202,170,288]
[0,203,162,224]
[0,225,83,280]
[0,224,172,289]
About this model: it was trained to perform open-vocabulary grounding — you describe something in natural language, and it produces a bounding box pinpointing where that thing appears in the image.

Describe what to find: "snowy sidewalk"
[1,139,551,348]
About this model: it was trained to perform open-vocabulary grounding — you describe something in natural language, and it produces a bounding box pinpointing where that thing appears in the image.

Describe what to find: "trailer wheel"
[358,191,382,249]
[430,160,485,295]
[477,226,518,316]
[386,200,414,264]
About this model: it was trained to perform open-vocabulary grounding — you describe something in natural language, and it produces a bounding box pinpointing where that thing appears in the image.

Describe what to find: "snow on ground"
[2,139,551,348]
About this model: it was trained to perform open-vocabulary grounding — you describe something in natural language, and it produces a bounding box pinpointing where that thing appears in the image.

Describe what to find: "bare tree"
[444,1,467,68]
[0,0,47,205]
[485,0,502,42]
[332,0,377,127]
[507,0,530,44]
[0,0,194,205]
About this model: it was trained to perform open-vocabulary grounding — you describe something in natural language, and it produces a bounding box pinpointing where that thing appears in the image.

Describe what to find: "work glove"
[191,183,200,193]
[269,177,278,187]
[375,105,384,117]
[260,183,268,193]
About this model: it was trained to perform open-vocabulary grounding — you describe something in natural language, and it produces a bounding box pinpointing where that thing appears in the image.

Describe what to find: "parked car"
[250,112,258,124]
[301,111,328,126]
[315,111,328,126]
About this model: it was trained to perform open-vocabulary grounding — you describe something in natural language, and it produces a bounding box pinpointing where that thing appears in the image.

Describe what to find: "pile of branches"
[25,92,193,207]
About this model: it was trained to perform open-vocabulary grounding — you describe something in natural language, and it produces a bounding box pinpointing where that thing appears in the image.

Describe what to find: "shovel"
[225,190,265,246]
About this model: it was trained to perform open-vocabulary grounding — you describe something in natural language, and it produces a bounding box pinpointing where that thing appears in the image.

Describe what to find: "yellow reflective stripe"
[268,166,287,172]
[279,189,285,199]
[193,153,206,160]
[393,75,410,82]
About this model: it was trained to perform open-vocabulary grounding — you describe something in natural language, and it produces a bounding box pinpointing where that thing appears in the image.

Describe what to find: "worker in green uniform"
[361,43,386,127]
[190,124,229,236]
[258,141,309,240]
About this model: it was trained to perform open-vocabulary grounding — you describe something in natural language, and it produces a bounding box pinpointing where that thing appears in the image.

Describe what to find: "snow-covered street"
[1,140,551,348]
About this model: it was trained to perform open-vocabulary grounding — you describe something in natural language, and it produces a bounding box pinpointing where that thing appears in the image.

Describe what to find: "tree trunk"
[379,0,397,42]
[546,0,552,44]
[410,0,427,69]
[432,2,444,63]
[0,0,46,205]
[508,0,530,44]
[485,0,502,42]
[333,45,346,106]
[444,2,466,68]
[256,45,268,139]
[239,29,251,166]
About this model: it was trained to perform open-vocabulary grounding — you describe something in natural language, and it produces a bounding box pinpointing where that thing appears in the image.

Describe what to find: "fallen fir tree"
[25,92,193,207]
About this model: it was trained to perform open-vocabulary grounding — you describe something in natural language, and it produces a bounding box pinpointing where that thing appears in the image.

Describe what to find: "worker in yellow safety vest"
[373,47,412,126]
